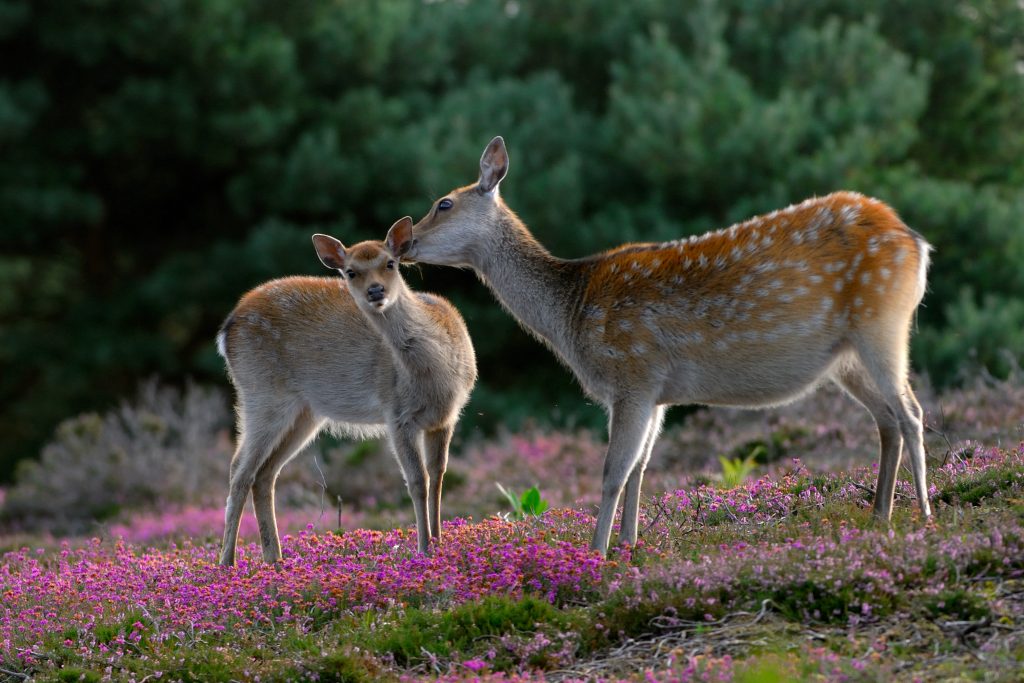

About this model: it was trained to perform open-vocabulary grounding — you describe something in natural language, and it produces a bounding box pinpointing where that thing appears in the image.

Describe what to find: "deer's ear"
[478,136,508,194]
[312,233,347,271]
[385,217,414,259]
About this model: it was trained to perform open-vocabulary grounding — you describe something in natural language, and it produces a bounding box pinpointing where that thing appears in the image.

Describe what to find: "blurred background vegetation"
[2,0,1023,483]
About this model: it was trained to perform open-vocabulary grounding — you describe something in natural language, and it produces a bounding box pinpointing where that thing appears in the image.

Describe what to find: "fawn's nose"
[367,283,385,302]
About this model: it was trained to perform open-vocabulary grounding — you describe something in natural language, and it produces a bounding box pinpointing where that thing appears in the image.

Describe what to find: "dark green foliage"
[2,0,1023,480]
[923,589,992,622]
[370,596,572,668]
[936,465,1024,506]
[729,426,812,466]
[54,669,102,683]
[307,651,376,683]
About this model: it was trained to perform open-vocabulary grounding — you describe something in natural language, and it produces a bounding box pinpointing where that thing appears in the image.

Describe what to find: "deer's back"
[573,192,929,406]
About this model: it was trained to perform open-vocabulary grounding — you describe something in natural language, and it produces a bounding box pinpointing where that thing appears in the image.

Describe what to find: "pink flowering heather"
[0,511,604,669]
[1,437,1021,680]
[105,505,369,545]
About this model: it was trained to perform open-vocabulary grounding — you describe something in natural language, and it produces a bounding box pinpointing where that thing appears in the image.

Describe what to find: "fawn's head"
[312,217,415,313]
[409,136,510,267]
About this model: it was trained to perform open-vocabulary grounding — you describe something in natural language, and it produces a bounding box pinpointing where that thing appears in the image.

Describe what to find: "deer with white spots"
[216,218,476,565]
[407,137,932,556]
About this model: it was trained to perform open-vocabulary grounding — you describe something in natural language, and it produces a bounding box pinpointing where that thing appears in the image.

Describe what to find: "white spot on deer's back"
[838,204,860,225]
[894,247,908,264]
[879,266,891,280]
[860,271,872,285]
[787,260,810,273]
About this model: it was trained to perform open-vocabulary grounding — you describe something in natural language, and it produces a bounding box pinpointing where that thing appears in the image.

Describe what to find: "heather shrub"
[371,596,577,670]
[1,381,233,531]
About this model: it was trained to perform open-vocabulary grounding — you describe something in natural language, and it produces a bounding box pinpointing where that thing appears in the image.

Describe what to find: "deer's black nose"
[367,283,385,302]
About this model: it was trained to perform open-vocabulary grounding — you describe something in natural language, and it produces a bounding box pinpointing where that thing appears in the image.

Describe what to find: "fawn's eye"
[386,260,396,270]
[345,269,357,279]
[438,198,453,211]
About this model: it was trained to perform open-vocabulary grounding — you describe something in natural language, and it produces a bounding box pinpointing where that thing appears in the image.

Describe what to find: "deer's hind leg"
[220,400,306,566]
[251,406,324,564]
[840,331,930,519]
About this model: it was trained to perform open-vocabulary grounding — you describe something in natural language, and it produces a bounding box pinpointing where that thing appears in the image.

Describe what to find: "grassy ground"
[1,378,1022,682]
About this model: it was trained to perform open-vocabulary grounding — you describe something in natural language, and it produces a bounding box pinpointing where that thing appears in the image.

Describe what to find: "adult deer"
[217,218,476,565]
[407,136,931,555]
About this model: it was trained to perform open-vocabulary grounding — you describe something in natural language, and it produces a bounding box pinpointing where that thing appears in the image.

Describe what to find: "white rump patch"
[216,330,228,359]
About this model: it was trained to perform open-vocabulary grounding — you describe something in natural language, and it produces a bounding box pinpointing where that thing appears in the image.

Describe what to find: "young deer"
[216,217,476,565]
[408,136,932,556]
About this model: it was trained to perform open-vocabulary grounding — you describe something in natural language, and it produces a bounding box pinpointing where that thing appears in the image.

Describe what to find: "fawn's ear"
[386,217,414,259]
[478,136,508,195]
[312,233,347,271]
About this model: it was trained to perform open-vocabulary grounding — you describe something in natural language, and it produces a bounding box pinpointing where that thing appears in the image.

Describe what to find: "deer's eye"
[438,198,453,211]
[386,260,396,270]
[345,269,358,279]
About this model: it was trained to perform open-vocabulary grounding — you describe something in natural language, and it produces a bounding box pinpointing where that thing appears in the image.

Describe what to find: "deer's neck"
[372,290,440,376]
[473,212,584,358]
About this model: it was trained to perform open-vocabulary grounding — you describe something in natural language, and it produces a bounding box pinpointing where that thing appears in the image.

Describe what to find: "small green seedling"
[496,483,550,519]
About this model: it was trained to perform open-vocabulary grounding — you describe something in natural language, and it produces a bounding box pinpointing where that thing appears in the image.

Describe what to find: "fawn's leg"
[251,406,323,563]
[389,424,431,554]
[220,403,300,566]
[424,425,454,543]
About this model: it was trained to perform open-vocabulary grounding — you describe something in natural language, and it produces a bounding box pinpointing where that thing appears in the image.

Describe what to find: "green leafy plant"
[496,483,550,520]
[717,446,764,489]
